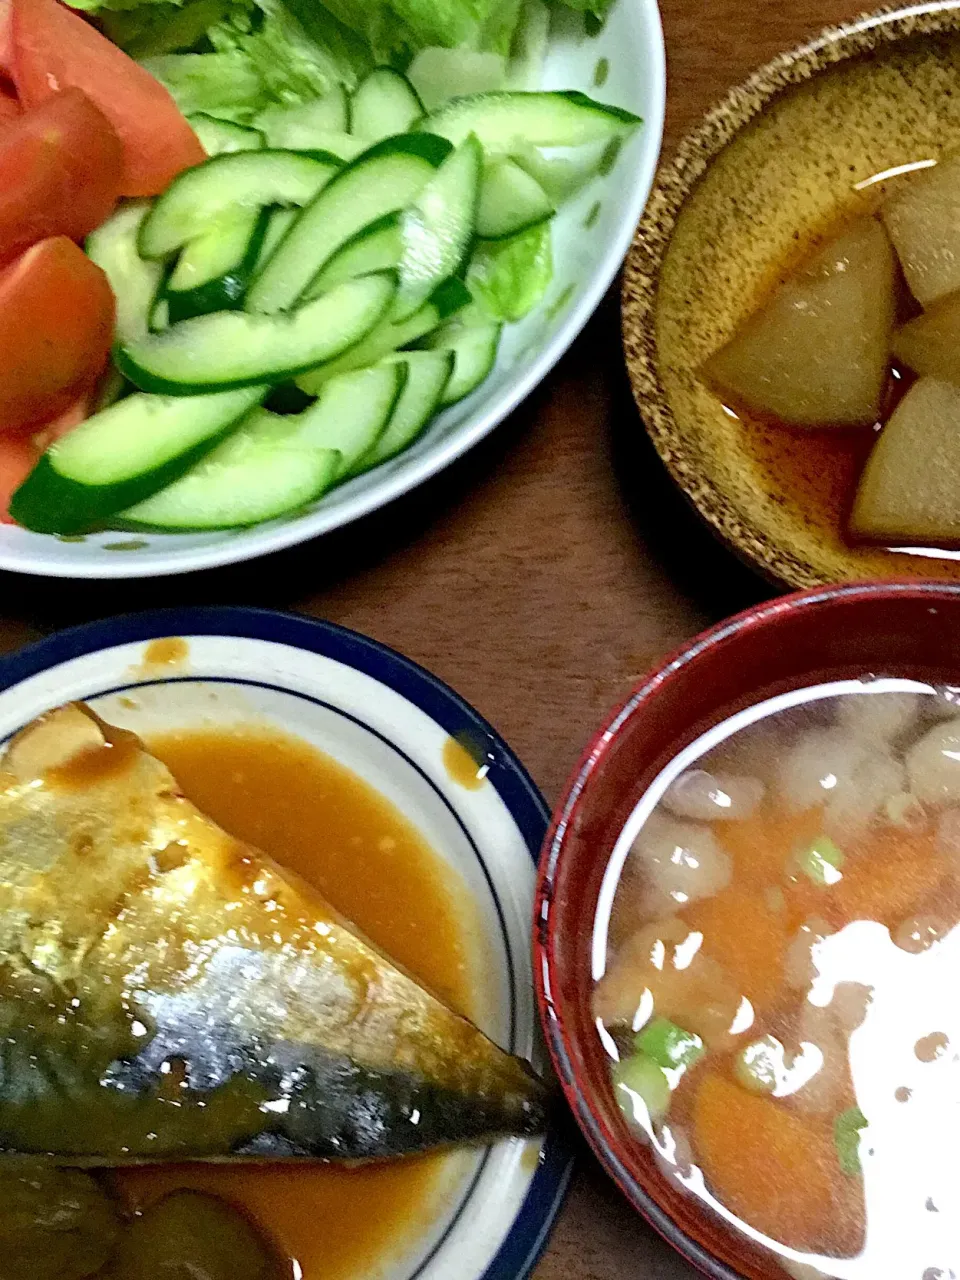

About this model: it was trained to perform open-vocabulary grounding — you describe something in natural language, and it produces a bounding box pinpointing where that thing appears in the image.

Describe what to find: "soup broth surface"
[594,679,960,1279]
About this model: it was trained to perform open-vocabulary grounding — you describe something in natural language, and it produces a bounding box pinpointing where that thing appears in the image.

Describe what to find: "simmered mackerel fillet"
[0,705,547,1162]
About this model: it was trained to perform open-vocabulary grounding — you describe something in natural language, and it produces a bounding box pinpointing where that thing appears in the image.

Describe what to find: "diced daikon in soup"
[592,678,960,1279]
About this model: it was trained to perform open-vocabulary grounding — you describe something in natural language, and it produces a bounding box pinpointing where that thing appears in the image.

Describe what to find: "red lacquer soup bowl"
[534,580,960,1280]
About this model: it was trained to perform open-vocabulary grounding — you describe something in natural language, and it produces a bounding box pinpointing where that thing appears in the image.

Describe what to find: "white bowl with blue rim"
[0,607,572,1280]
[0,0,665,579]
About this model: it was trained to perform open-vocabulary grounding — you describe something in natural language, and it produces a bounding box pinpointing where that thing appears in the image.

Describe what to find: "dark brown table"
[0,0,864,1273]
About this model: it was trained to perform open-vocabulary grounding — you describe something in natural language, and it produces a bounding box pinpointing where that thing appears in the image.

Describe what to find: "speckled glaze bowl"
[623,3,960,590]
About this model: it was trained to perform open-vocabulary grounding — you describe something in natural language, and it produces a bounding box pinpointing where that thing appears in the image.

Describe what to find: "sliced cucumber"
[85,202,164,346]
[295,278,469,394]
[289,362,406,476]
[189,114,265,156]
[418,90,641,153]
[166,207,268,322]
[118,272,396,394]
[247,133,452,314]
[355,351,453,472]
[421,318,501,404]
[120,409,342,531]
[394,134,482,318]
[139,151,338,259]
[254,208,298,274]
[509,140,605,203]
[306,212,403,296]
[506,0,551,90]
[476,157,554,239]
[10,387,266,534]
[150,294,170,333]
[407,48,506,111]
[351,67,423,140]
[297,130,367,163]
[256,89,350,146]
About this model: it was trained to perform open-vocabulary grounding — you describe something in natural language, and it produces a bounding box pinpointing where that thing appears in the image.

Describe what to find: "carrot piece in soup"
[826,828,945,929]
[714,808,822,886]
[693,1073,861,1253]
[684,887,789,1013]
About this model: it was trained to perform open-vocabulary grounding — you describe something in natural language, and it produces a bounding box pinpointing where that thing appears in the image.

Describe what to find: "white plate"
[0,607,573,1280]
[1,0,665,578]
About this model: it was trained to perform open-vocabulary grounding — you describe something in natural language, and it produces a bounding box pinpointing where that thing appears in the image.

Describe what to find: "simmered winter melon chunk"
[850,377,960,544]
[703,218,896,426]
[882,153,960,306]
[892,288,960,385]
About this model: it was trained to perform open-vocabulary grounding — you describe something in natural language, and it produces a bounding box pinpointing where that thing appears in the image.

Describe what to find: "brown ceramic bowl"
[534,579,960,1280]
[622,4,960,590]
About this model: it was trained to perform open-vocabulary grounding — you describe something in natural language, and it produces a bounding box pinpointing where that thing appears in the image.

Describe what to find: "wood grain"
[0,0,860,1274]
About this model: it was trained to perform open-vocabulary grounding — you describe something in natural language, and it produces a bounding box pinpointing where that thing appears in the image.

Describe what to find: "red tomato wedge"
[0,0,11,78]
[0,88,17,123]
[0,236,114,433]
[0,434,38,524]
[12,0,204,196]
[0,89,122,266]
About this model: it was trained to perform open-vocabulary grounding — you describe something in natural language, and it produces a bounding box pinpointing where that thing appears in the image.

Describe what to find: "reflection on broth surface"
[593,679,960,1279]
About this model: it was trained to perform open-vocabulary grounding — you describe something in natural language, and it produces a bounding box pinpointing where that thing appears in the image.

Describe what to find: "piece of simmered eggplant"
[850,376,960,544]
[0,705,548,1163]
[892,288,960,386]
[0,1162,121,1280]
[703,218,896,426]
[106,1191,284,1280]
[882,153,960,307]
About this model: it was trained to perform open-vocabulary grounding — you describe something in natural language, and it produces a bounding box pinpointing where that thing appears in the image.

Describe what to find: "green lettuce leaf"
[466,223,553,322]
[314,0,522,63]
[142,50,269,119]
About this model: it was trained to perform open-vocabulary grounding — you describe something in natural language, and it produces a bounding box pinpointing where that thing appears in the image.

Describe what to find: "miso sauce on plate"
[113,726,478,1280]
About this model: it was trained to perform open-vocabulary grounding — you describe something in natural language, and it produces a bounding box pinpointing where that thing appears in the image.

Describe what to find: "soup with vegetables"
[593,680,960,1279]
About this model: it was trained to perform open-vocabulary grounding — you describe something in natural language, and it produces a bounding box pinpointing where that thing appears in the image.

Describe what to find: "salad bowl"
[1,0,665,579]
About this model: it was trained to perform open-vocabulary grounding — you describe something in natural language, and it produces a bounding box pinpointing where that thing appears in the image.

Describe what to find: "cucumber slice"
[306,212,403,296]
[354,351,454,472]
[189,114,265,156]
[10,387,266,534]
[256,89,350,145]
[421,318,501,404]
[295,278,469,395]
[150,294,170,333]
[476,157,554,239]
[506,0,551,90]
[254,208,298,275]
[86,202,164,346]
[118,272,396,395]
[351,67,423,141]
[120,409,341,530]
[509,140,604,203]
[394,134,482,319]
[247,133,452,315]
[139,151,338,260]
[407,48,506,111]
[418,90,641,153]
[297,131,366,163]
[166,207,269,322]
[289,362,406,476]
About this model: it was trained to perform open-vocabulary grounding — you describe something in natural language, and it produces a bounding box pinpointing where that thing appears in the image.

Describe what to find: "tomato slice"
[0,0,11,79]
[0,87,17,124]
[0,236,114,433]
[12,0,204,196]
[0,433,38,524]
[0,89,122,266]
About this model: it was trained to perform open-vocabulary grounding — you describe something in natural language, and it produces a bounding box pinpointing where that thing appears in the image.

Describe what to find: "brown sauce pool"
[110,726,475,1280]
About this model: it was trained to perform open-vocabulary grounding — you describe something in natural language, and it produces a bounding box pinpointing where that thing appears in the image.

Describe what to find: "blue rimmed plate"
[0,606,572,1280]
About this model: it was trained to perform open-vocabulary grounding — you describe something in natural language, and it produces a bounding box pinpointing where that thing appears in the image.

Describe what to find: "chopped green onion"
[635,1016,705,1070]
[834,1105,868,1175]
[797,835,844,886]
[734,1035,786,1094]
[612,1052,671,1125]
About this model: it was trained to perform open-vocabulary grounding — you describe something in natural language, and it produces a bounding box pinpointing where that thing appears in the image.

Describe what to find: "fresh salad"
[0,0,639,535]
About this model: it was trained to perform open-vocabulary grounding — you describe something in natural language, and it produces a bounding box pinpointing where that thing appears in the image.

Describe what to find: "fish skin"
[0,704,548,1163]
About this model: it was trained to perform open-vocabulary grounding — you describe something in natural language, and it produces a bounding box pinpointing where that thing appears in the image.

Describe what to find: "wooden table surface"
[0,0,866,1275]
